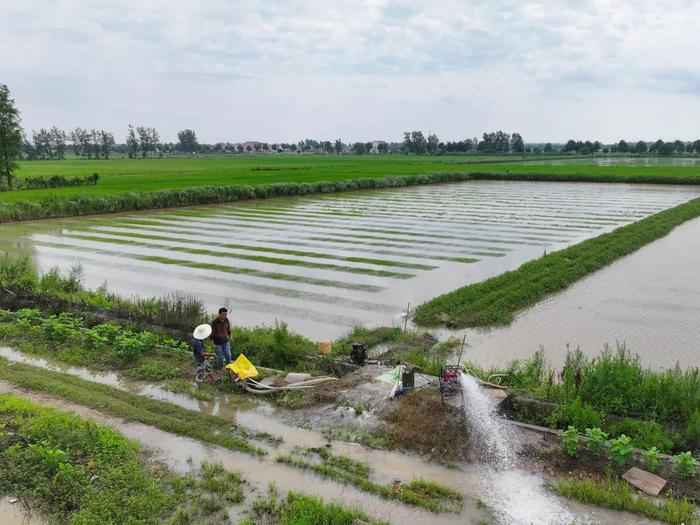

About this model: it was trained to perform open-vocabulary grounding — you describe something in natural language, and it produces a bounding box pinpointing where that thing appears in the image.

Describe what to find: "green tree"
[673,140,686,154]
[99,130,115,159]
[365,141,373,154]
[617,139,630,153]
[511,133,525,153]
[351,142,366,155]
[176,129,198,153]
[426,133,440,155]
[693,140,700,154]
[634,140,647,154]
[543,143,553,153]
[126,125,139,159]
[0,84,24,189]
[334,139,343,154]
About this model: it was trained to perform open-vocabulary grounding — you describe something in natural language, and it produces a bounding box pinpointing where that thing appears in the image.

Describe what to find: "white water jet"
[459,373,583,525]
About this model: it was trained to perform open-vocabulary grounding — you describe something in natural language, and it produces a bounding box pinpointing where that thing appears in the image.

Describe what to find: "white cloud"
[2,0,699,142]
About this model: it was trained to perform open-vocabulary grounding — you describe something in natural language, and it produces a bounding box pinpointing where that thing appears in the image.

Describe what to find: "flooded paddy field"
[520,156,700,167]
[453,215,700,370]
[2,180,699,344]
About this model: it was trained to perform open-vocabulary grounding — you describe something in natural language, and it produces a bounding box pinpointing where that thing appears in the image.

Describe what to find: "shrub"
[642,447,661,473]
[672,452,696,479]
[609,418,674,453]
[561,426,581,457]
[548,397,604,431]
[609,435,635,467]
[584,427,608,456]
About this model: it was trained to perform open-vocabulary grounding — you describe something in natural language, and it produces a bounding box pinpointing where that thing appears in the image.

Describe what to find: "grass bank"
[554,476,697,525]
[471,347,700,455]
[415,196,700,328]
[0,171,480,222]
[0,394,246,525]
[242,487,387,525]
[0,357,268,455]
[276,446,463,513]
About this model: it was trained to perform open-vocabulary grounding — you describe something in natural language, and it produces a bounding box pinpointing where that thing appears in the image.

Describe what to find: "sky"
[2,0,700,144]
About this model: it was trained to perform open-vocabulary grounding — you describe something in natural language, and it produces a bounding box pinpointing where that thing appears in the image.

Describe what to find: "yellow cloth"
[225,354,259,380]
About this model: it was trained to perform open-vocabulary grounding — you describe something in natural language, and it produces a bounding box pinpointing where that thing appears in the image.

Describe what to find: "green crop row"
[414,197,700,328]
[4,164,700,222]
[0,172,479,222]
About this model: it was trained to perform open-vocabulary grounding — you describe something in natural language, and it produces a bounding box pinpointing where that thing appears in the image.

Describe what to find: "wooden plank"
[622,467,667,496]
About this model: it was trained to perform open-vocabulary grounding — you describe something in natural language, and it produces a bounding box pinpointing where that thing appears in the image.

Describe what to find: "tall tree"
[510,133,525,153]
[50,127,66,159]
[334,139,343,154]
[177,129,198,153]
[0,84,23,189]
[426,133,440,155]
[99,130,115,159]
[126,125,139,158]
[634,141,647,154]
[617,140,630,153]
[543,143,553,153]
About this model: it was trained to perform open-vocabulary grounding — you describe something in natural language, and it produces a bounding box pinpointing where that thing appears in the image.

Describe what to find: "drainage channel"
[0,347,664,524]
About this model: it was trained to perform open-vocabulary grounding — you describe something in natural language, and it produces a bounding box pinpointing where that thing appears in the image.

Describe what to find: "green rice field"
[4,155,700,205]
[3,179,698,340]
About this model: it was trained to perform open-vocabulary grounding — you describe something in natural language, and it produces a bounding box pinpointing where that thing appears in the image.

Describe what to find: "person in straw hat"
[192,323,216,365]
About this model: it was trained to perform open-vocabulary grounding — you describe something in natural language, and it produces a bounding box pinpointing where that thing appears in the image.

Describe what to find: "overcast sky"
[3,0,700,144]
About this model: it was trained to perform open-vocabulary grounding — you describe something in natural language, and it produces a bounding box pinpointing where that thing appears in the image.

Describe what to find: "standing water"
[459,373,581,525]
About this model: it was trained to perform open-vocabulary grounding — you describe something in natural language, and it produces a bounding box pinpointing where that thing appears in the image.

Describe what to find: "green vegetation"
[561,426,581,457]
[0,357,267,455]
[3,154,700,221]
[244,486,387,525]
[673,452,697,479]
[476,347,700,455]
[555,476,698,525]
[0,308,191,380]
[276,447,463,513]
[643,447,661,473]
[0,394,246,525]
[609,435,635,467]
[0,256,205,332]
[415,197,700,327]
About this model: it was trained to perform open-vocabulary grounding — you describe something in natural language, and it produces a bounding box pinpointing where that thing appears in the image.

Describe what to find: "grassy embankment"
[554,476,698,525]
[276,446,463,513]
[2,156,700,222]
[469,347,700,455]
[415,196,700,328]
[0,356,271,456]
[0,394,248,524]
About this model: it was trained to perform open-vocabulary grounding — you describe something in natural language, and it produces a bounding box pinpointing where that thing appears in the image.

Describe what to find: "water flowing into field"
[459,373,581,525]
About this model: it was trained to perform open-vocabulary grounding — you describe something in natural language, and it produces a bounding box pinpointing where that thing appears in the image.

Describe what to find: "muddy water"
[444,216,700,369]
[0,378,663,525]
[2,180,698,342]
[0,498,45,525]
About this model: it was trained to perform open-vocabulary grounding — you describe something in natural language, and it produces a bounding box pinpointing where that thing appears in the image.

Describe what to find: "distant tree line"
[562,138,700,155]
[402,130,525,155]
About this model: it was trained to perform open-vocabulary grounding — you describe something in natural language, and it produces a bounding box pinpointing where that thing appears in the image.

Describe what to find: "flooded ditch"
[0,348,667,524]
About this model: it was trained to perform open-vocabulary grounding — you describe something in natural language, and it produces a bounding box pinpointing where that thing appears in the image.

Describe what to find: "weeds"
[554,475,698,525]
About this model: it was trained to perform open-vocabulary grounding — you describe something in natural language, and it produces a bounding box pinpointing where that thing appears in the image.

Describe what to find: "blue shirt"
[192,339,206,363]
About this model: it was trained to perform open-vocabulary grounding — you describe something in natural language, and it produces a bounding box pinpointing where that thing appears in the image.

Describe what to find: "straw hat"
[193,324,212,340]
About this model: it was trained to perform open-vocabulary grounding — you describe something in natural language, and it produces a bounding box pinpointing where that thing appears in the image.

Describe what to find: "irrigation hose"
[243,376,338,394]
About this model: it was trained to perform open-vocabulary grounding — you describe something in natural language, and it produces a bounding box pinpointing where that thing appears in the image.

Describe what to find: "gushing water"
[459,373,582,525]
